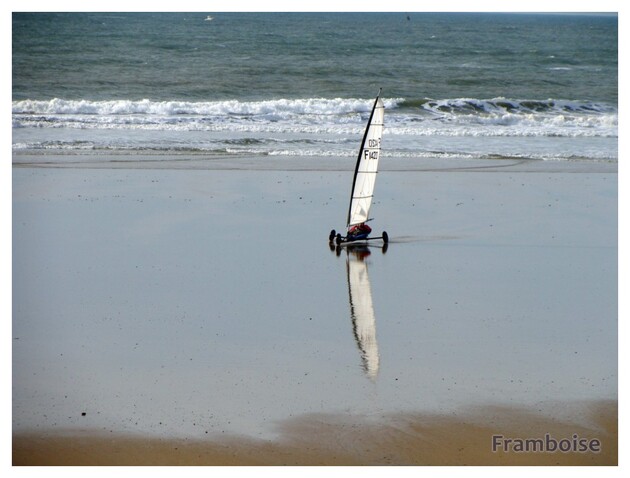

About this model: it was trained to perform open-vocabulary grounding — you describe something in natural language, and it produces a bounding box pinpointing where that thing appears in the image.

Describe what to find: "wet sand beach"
[12,155,617,465]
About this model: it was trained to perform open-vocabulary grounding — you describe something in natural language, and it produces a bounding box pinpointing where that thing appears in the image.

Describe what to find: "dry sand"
[13,400,616,466]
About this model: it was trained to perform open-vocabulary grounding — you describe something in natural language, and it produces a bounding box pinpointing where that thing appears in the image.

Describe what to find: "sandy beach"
[13,400,617,465]
[12,155,617,465]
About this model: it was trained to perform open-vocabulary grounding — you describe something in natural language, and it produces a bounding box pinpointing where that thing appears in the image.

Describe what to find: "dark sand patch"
[13,400,616,466]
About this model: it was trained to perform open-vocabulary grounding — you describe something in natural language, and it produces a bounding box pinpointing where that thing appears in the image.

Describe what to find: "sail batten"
[346,93,385,228]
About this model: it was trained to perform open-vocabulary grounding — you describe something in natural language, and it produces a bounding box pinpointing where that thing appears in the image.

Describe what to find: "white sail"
[347,249,379,380]
[347,95,385,228]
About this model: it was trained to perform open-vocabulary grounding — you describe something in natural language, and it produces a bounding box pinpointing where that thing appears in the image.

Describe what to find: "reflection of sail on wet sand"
[346,247,379,380]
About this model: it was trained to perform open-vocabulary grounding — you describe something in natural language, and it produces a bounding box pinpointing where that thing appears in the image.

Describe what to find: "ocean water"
[12,12,618,162]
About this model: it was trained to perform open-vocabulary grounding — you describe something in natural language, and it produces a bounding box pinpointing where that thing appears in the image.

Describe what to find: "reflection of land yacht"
[346,246,379,380]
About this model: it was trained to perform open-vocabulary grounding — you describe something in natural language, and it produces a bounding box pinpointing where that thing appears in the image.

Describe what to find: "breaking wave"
[12,96,617,161]
[12,96,617,138]
[12,97,404,117]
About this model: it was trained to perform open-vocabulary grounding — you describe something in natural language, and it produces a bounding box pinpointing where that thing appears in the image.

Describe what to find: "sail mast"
[346,89,383,228]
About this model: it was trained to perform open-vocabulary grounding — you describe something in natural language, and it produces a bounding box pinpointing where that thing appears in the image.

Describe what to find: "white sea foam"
[12,97,616,136]
[12,97,405,117]
[11,96,618,161]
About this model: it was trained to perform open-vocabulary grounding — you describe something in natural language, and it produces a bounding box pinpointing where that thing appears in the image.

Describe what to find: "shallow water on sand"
[12,164,617,439]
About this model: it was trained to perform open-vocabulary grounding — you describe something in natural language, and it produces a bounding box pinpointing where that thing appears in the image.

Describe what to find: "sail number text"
[363,138,380,160]
[364,149,379,160]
